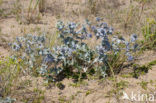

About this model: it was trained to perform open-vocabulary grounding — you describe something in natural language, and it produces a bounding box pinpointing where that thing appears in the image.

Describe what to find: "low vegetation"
[0,0,156,102]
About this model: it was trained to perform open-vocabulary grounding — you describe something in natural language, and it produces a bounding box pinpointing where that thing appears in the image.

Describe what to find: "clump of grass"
[138,81,148,90]
[132,59,156,78]
[21,88,45,103]
[148,60,156,66]
[69,81,88,88]
[56,82,65,90]
[133,64,150,78]
[134,0,153,20]
[26,0,43,24]
[12,0,22,22]
[0,57,21,98]
[0,0,10,18]
[116,80,129,90]
[39,0,45,13]
[88,0,97,15]
[58,96,67,103]
[106,80,129,101]
[0,0,3,5]
[141,18,156,50]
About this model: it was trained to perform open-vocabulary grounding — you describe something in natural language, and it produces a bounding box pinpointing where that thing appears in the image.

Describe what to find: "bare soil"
[0,0,156,103]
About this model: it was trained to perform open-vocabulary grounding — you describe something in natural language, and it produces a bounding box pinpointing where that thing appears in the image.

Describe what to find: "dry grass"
[0,0,156,103]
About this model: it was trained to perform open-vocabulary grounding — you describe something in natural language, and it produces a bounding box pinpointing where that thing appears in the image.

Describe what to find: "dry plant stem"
[31,0,40,16]
[108,62,115,79]
[28,0,33,18]
[78,72,82,82]
[108,62,121,102]
[27,0,40,21]
[39,0,45,13]
[108,62,118,93]
[139,3,145,21]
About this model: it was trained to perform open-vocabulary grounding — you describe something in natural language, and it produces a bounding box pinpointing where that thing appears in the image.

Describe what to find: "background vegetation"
[0,0,156,103]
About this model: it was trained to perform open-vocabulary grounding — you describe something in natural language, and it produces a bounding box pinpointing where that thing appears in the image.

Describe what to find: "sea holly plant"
[9,34,48,74]
[88,18,139,76]
[9,33,64,81]
[0,97,16,103]
[55,19,138,78]
[9,18,139,82]
[55,21,95,78]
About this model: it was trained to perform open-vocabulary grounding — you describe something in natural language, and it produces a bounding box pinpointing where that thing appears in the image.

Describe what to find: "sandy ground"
[0,0,156,103]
